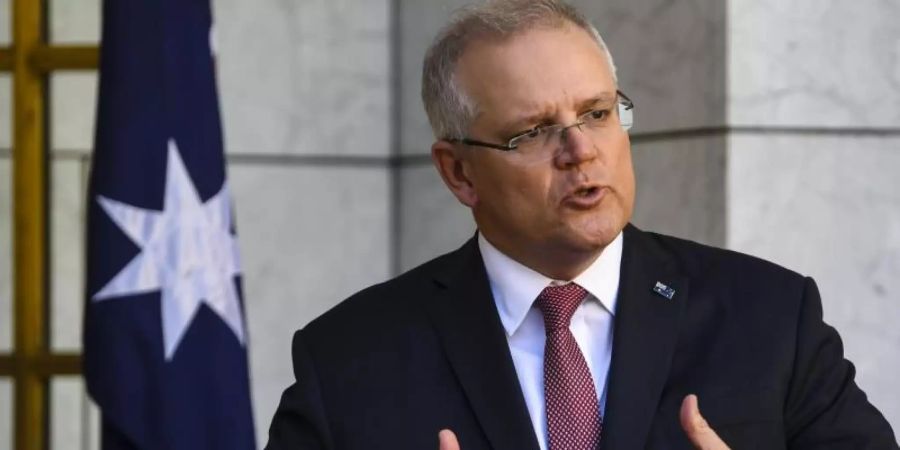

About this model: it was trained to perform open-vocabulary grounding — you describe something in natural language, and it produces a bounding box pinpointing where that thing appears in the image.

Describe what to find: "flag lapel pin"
[653,281,676,300]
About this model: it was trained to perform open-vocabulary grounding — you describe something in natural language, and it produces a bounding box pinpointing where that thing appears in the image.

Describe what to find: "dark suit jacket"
[265,225,898,450]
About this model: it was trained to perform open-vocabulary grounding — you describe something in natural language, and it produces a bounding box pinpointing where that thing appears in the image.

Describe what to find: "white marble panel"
[398,164,475,271]
[727,133,900,431]
[51,73,98,153]
[0,378,10,450]
[228,163,391,446]
[729,0,900,128]
[50,157,88,351]
[50,0,101,43]
[631,135,726,247]
[50,377,89,450]
[213,0,391,157]
[0,157,10,351]
[0,74,10,149]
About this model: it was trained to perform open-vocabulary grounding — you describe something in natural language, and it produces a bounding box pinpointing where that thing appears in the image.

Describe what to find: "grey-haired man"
[266,1,897,449]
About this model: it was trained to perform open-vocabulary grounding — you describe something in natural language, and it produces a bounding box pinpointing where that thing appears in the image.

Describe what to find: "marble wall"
[230,165,391,443]
[727,134,900,427]
[631,135,726,245]
[728,0,900,128]
[208,1,397,444]
[215,0,391,158]
[726,0,900,430]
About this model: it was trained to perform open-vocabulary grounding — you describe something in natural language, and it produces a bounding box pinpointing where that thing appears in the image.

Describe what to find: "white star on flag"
[92,139,245,360]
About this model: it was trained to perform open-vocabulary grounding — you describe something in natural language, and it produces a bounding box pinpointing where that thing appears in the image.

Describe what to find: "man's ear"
[432,140,478,208]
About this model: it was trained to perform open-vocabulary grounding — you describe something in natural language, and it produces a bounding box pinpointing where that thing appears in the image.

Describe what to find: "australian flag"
[84,0,256,448]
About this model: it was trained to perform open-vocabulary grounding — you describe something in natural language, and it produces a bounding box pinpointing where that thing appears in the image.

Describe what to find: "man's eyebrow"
[505,112,551,131]
[509,92,617,126]
[576,93,617,110]
[503,93,620,130]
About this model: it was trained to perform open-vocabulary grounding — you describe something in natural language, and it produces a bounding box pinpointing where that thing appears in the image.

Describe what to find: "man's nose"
[556,124,599,167]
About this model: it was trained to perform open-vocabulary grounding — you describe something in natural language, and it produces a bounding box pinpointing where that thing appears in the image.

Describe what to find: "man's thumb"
[680,394,730,450]
[438,429,460,450]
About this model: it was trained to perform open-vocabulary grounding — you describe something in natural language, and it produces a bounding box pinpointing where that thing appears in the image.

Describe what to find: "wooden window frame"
[1,0,99,448]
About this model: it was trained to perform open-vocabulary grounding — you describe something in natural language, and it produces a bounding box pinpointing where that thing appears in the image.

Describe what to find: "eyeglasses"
[447,90,634,162]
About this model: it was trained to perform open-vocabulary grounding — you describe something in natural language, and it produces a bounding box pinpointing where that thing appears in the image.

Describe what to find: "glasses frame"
[447,90,635,152]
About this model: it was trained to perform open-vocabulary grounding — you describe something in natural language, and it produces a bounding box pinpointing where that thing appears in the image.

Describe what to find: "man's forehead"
[510,90,618,109]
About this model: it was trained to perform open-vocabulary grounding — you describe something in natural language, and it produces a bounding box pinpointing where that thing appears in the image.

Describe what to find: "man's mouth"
[574,186,600,197]
[563,185,607,209]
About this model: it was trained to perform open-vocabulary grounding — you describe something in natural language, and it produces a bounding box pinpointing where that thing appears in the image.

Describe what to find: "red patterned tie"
[536,283,602,450]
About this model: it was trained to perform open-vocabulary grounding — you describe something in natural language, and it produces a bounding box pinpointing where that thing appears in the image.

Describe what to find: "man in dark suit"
[265,1,898,449]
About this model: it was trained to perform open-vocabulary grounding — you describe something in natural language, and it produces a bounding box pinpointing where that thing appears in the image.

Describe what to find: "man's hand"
[438,429,460,450]
[680,394,731,450]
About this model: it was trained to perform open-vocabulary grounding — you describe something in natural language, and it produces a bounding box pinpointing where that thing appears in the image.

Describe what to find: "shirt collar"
[478,231,623,337]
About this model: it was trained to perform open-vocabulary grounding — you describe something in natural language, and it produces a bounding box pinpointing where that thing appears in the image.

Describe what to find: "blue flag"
[84,0,255,448]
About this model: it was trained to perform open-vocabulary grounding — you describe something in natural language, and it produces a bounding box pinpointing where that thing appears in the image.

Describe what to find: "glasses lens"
[618,102,633,130]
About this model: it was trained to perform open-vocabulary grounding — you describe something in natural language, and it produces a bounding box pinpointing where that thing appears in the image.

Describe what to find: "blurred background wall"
[0,0,897,448]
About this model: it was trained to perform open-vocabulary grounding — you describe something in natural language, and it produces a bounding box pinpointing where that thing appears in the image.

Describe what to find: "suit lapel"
[600,225,688,450]
[425,237,541,450]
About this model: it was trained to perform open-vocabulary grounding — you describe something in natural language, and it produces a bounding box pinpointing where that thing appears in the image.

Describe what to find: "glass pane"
[51,376,98,450]
[50,157,88,351]
[51,73,97,154]
[0,74,10,149]
[0,0,9,45]
[0,156,10,352]
[49,0,101,44]
[87,395,100,450]
[0,378,10,450]
[1,75,10,351]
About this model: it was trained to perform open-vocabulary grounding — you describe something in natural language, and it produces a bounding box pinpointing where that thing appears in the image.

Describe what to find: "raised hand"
[680,394,731,450]
[438,429,460,450]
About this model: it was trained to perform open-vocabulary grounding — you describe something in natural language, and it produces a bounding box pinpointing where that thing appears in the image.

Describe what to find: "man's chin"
[564,215,624,249]
[549,232,616,262]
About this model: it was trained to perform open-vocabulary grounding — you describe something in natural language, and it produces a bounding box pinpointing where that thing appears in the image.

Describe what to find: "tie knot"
[536,283,588,331]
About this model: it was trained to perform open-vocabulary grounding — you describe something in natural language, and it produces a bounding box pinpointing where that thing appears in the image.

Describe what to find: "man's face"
[454,24,635,269]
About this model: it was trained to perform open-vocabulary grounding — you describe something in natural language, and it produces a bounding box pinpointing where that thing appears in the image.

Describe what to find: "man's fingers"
[680,395,730,450]
[438,429,460,450]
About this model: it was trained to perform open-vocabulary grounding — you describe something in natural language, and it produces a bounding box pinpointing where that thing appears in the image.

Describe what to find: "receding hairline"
[457,22,616,106]
[453,19,615,79]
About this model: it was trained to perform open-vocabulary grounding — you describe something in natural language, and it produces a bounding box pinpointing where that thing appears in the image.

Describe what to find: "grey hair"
[421,0,618,140]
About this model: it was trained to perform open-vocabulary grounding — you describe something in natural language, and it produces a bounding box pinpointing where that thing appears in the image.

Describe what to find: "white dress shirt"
[478,232,623,450]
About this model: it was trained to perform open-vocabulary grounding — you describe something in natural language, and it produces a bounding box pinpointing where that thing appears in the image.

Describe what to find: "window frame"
[0,0,99,448]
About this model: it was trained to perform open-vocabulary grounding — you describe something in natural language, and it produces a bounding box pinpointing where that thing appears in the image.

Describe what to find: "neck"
[480,232,604,281]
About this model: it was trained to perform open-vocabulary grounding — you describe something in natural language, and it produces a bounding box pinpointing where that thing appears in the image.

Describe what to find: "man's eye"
[517,127,544,140]
[585,109,608,121]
